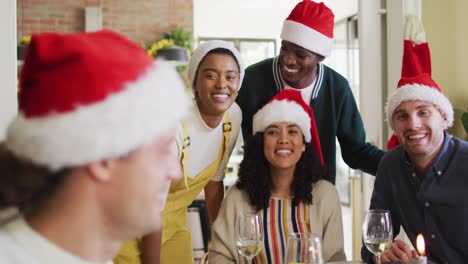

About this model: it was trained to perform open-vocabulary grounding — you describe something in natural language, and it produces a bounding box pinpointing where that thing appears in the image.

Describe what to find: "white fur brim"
[252,100,311,142]
[6,61,191,171]
[385,84,454,129]
[281,20,333,58]
[187,40,245,88]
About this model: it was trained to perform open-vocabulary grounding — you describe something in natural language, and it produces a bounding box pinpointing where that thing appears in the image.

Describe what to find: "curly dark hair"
[236,133,328,211]
[0,143,70,216]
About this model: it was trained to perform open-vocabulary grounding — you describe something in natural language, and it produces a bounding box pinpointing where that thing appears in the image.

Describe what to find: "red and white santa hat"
[385,73,454,130]
[385,16,453,134]
[6,30,190,171]
[252,89,324,165]
[187,40,245,88]
[280,0,334,58]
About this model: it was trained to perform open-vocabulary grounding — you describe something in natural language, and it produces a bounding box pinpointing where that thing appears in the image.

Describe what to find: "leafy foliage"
[163,27,192,52]
[462,108,468,133]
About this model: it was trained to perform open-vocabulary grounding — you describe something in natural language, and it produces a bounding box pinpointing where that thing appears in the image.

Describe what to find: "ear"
[302,143,306,152]
[442,118,449,130]
[86,159,117,182]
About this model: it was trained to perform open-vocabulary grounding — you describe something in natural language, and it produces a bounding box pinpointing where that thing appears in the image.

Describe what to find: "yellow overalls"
[114,239,141,264]
[160,113,231,264]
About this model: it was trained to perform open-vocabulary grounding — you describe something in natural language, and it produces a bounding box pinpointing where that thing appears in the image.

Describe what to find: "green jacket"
[236,57,385,182]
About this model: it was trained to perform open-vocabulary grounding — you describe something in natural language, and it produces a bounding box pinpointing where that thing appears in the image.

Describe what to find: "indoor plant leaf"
[462,110,468,133]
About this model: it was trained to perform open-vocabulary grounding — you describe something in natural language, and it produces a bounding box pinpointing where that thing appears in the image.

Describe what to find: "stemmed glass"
[362,209,393,264]
[285,232,324,264]
[236,212,263,264]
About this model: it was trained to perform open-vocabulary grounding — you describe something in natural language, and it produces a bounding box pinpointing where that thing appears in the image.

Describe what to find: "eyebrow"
[393,103,432,115]
[202,68,239,74]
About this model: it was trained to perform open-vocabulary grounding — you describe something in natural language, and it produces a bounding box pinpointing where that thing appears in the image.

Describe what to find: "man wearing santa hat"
[236,0,385,183]
[362,16,468,264]
[0,30,189,263]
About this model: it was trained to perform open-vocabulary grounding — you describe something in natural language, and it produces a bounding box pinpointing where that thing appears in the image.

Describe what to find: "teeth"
[284,67,298,73]
[408,134,425,139]
[213,94,228,99]
[276,149,292,154]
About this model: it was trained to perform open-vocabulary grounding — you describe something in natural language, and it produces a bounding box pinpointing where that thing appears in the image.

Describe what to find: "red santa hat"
[386,15,453,149]
[252,89,324,165]
[187,40,245,88]
[280,0,334,57]
[5,30,190,171]
[386,73,453,130]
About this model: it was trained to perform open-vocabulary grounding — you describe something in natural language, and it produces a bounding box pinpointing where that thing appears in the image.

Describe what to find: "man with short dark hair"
[361,72,468,263]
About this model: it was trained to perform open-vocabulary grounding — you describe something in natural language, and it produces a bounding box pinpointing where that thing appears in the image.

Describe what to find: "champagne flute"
[362,209,393,264]
[285,232,324,264]
[236,212,263,264]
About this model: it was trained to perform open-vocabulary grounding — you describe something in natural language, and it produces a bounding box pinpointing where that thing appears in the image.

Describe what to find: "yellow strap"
[179,112,231,190]
[221,113,231,174]
[180,121,190,189]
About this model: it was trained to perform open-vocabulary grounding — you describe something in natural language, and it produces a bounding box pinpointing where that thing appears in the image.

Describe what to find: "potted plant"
[462,106,468,134]
[144,28,192,90]
[17,35,31,60]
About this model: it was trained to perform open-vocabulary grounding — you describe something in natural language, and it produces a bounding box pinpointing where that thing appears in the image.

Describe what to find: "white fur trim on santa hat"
[253,100,312,142]
[187,40,245,88]
[6,61,191,171]
[281,20,333,58]
[385,84,454,129]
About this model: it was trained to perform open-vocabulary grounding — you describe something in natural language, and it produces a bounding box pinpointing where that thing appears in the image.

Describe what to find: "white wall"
[0,0,18,140]
[193,0,357,40]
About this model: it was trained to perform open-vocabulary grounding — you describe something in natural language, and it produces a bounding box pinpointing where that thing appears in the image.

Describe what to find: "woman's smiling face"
[194,53,240,117]
[263,122,305,171]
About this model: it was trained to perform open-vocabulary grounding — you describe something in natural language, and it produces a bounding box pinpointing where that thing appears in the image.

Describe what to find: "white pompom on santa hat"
[386,73,454,130]
[252,89,324,165]
[6,30,190,171]
[280,0,334,57]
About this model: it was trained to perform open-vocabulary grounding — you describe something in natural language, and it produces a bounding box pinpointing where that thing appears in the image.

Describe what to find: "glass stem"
[247,257,252,264]
[376,255,381,264]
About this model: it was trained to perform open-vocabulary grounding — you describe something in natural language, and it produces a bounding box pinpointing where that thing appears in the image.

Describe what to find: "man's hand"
[372,239,417,264]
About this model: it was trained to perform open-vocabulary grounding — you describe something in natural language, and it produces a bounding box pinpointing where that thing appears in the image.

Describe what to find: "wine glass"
[285,232,324,264]
[236,212,263,264]
[362,209,393,264]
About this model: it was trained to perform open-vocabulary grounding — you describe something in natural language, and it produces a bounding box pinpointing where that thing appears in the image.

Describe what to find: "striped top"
[253,197,311,264]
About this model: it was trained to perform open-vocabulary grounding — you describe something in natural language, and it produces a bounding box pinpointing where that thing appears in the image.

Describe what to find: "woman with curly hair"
[208,89,346,263]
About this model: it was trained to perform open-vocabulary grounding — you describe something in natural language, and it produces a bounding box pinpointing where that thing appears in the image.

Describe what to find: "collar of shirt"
[283,78,316,104]
[5,215,113,264]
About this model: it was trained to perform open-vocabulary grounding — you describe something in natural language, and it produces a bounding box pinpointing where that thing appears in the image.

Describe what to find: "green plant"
[20,35,31,45]
[146,39,174,58]
[462,107,468,134]
[163,27,192,52]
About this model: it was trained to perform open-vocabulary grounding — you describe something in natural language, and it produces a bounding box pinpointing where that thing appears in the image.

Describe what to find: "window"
[198,37,276,67]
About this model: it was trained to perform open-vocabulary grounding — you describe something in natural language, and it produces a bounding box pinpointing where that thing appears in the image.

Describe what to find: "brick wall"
[17,0,193,45]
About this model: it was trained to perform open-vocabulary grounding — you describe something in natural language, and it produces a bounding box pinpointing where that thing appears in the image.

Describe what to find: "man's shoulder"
[0,227,36,263]
[320,63,352,95]
[452,136,468,152]
[379,146,403,168]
